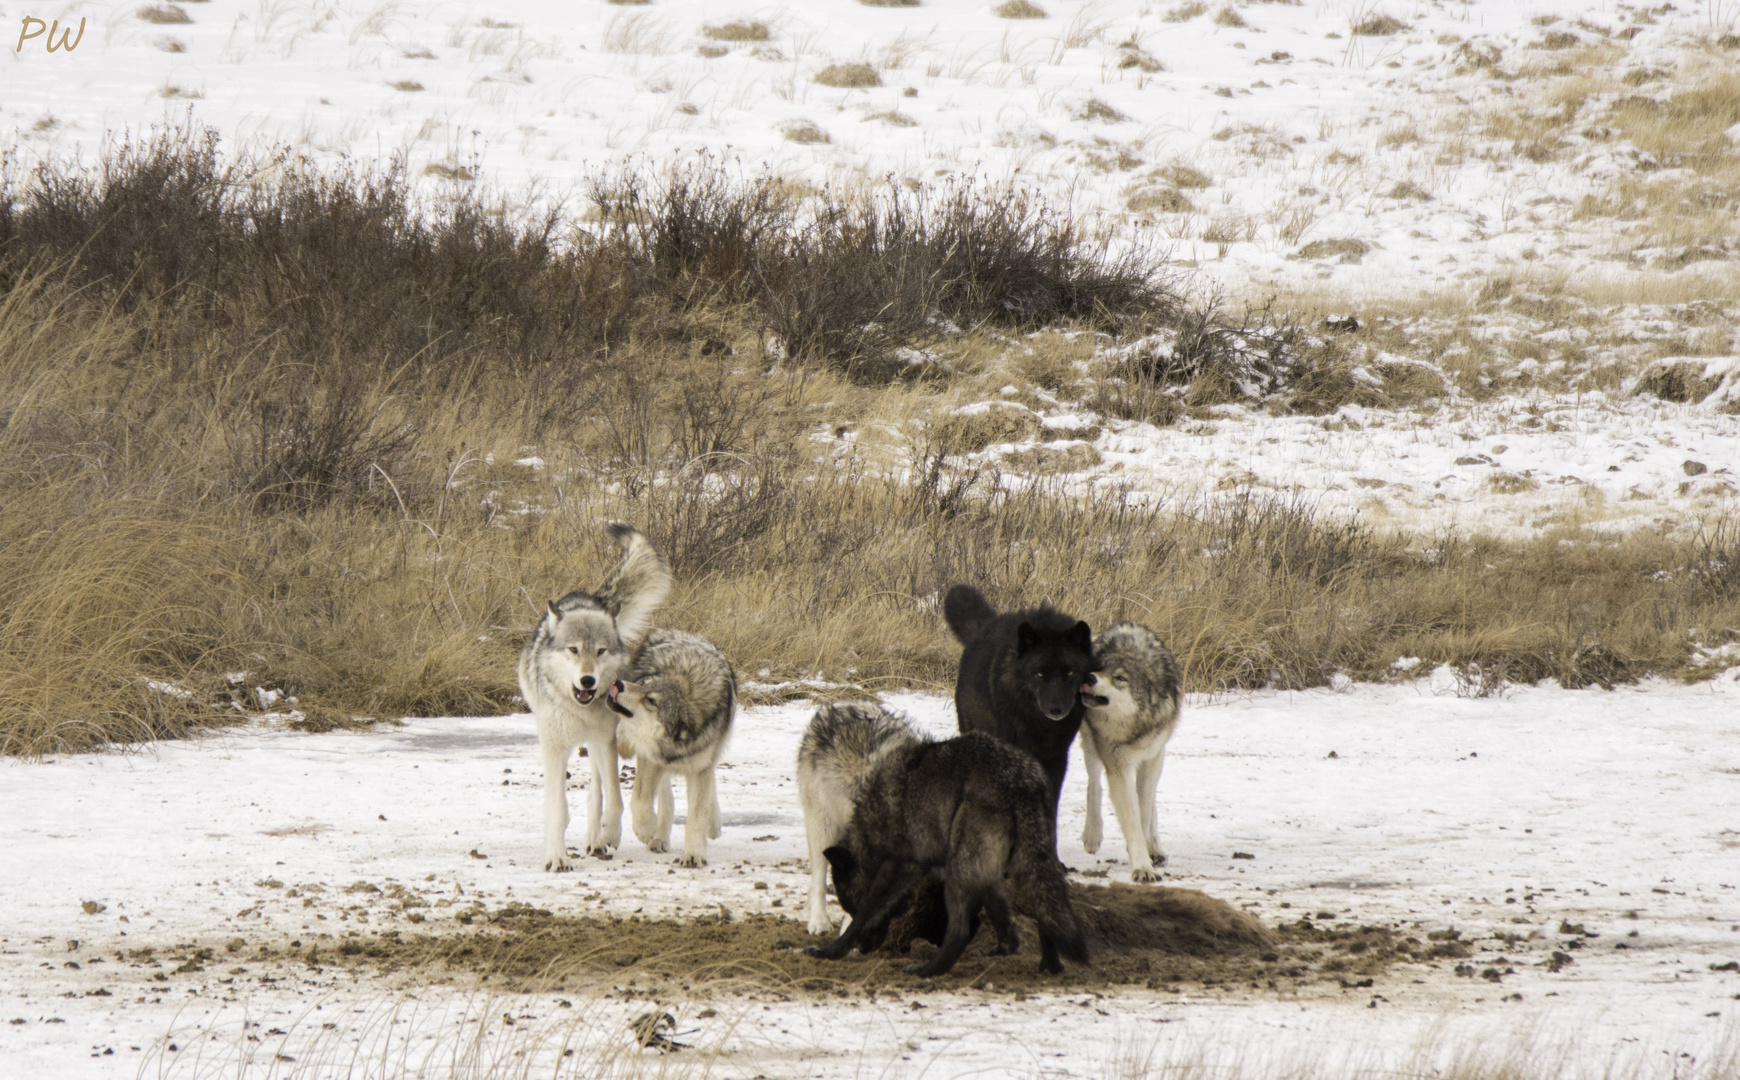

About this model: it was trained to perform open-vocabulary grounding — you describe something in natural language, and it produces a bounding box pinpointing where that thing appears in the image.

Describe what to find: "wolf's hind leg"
[903,880,980,977]
[983,887,1020,957]
[1080,735,1105,855]
[803,808,836,935]
[541,739,575,872]
[706,777,722,840]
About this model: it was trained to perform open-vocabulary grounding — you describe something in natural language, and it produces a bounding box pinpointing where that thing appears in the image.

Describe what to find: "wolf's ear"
[606,600,621,620]
[822,845,857,890]
[1069,621,1093,651]
[547,599,562,620]
[1016,622,1037,655]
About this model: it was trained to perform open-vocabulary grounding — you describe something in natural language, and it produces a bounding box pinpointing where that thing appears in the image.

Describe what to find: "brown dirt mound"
[263,884,1406,997]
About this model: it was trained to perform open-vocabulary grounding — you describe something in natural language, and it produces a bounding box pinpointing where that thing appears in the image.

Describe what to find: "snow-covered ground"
[3,0,1737,295]
[4,674,1739,1077]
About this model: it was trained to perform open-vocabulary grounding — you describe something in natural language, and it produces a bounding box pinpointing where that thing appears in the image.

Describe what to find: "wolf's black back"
[946,585,1092,817]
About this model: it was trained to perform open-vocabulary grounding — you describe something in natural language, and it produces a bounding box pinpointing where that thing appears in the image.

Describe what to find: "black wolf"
[806,732,1090,977]
[943,584,1094,816]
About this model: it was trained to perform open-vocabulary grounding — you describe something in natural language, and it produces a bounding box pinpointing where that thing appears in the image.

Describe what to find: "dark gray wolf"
[518,524,671,869]
[1079,621,1183,882]
[796,701,927,935]
[806,732,1090,977]
[944,584,1094,816]
[606,628,736,867]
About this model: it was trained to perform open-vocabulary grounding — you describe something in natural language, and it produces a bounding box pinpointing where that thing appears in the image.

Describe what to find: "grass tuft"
[814,63,882,88]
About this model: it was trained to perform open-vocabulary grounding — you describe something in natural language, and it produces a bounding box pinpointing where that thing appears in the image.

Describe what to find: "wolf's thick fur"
[796,702,927,935]
[607,628,735,867]
[944,584,1094,817]
[807,732,1090,977]
[1079,622,1183,882]
[519,523,672,870]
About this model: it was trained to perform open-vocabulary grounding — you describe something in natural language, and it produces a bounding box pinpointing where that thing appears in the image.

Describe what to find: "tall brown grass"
[1,134,1735,757]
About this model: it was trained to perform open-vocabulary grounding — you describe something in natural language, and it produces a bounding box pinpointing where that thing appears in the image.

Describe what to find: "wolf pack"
[520,525,1183,977]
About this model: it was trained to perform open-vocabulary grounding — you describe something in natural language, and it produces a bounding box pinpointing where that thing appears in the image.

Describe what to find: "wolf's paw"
[1148,847,1167,865]
[675,854,707,868]
[1081,826,1102,854]
[585,844,614,860]
[806,917,834,936]
[988,942,1016,957]
[901,961,949,977]
[545,854,575,873]
[646,838,669,853]
[805,942,848,960]
[1130,865,1160,883]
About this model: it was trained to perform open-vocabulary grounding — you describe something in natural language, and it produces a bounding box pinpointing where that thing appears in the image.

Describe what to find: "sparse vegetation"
[1351,14,1408,36]
[136,3,192,24]
[993,0,1047,19]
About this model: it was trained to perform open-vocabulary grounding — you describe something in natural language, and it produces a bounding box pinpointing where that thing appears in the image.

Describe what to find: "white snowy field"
[3,0,1738,295]
[3,674,1739,1078]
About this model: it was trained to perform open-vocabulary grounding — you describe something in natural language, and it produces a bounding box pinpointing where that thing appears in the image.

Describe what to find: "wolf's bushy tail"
[596,523,673,646]
[1011,799,1090,967]
[943,584,997,645]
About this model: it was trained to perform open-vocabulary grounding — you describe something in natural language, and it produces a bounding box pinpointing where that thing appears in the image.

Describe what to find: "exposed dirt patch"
[258,884,1412,997]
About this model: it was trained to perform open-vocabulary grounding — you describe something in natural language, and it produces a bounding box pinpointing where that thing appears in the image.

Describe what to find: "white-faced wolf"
[806,731,1090,977]
[518,524,671,869]
[1079,621,1182,882]
[944,583,1094,818]
[795,701,927,935]
[606,628,736,867]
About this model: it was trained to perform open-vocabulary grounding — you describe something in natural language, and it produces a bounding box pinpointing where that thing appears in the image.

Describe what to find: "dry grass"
[993,1,1047,19]
[813,62,881,88]
[701,20,768,42]
[0,134,1735,756]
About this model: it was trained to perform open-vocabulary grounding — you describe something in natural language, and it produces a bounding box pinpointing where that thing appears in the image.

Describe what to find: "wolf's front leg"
[653,773,675,852]
[804,816,835,935]
[1080,735,1105,855]
[629,759,664,851]
[541,741,575,872]
[1103,758,1157,882]
[1138,749,1167,864]
[593,736,623,854]
[676,766,716,867]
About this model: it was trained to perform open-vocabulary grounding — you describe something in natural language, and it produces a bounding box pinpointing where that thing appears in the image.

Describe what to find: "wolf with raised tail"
[1079,621,1182,883]
[795,701,928,935]
[605,628,736,867]
[806,732,1090,977]
[519,523,672,870]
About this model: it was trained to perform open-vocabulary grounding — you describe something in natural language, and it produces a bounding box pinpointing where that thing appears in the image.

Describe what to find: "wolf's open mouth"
[572,686,596,706]
[605,682,633,718]
[1084,693,1110,707]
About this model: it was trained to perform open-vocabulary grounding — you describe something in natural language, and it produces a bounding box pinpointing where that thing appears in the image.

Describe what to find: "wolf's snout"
[579,674,597,689]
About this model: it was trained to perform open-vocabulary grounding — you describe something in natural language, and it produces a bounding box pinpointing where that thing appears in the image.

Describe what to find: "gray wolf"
[606,628,736,867]
[518,523,671,870]
[1079,621,1182,883]
[944,584,1094,817]
[795,701,927,935]
[806,732,1090,977]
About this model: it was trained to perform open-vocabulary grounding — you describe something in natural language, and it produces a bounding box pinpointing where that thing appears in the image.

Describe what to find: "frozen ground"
[3,673,1739,1077]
